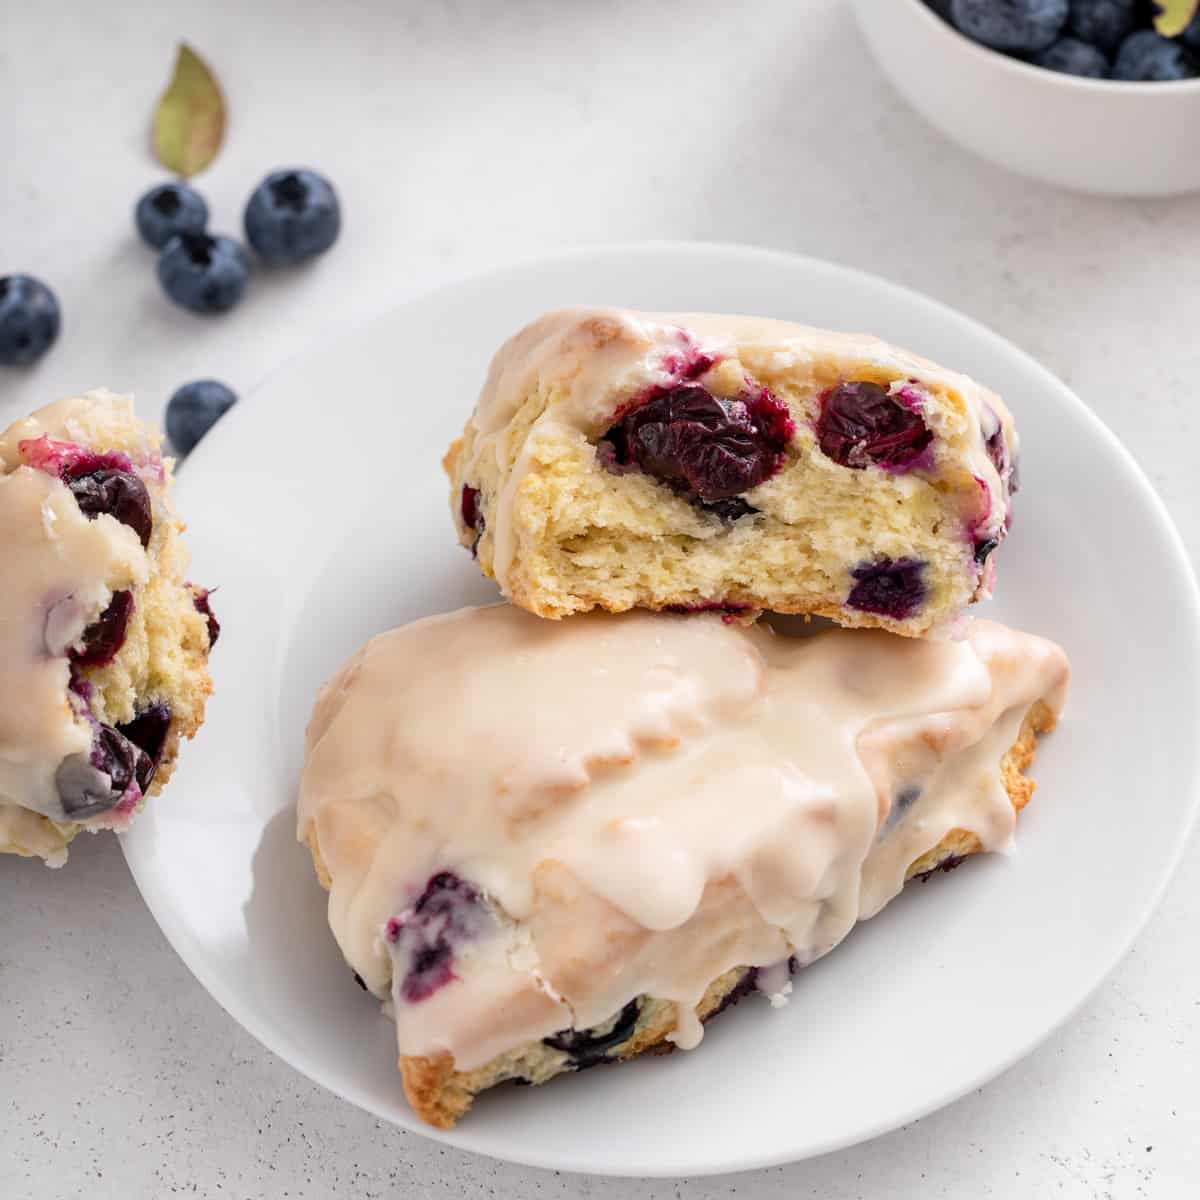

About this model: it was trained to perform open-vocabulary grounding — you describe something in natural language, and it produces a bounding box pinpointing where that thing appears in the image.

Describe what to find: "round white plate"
[122,243,1200,1177]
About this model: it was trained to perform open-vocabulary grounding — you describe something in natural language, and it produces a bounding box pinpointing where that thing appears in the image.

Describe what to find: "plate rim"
[122,239,1200,1177]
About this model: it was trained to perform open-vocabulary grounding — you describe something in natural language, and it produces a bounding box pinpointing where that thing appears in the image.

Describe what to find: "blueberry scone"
[0,390,216,866]
[299,605,1067,1128]
[445,308,1018,635]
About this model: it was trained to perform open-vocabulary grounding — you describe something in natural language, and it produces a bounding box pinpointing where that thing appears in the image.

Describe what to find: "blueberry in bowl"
[855,0,1200,195]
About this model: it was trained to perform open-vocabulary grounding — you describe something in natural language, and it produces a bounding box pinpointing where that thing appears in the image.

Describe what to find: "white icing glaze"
[0,393,156,829]
[299,606,1066,1072]
[456,307,1018,599]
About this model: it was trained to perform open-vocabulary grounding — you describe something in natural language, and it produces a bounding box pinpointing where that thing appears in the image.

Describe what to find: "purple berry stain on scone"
[459,485,485,555]
[55,723,148,819]
[816,381,933,471]
[544,999,643,1070]
[599,382,793,504]
[846,557,927,621]
[71,590,134,667]
[191,586,221,648]
[913,853,968,883]
[19,435,153,547]
[117,703,173,792]
[386,871,488,1004]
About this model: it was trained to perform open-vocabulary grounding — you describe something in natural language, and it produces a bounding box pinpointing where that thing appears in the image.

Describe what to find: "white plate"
[122,243,1200,1177]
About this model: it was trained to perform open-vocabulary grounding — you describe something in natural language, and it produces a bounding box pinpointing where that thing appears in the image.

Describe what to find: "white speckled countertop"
[3,1,1198,1195]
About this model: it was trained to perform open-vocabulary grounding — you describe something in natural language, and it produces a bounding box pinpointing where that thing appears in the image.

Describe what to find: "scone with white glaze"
[298,604,1067,1128]
[445,307,1017,635]
[0,391,216,866]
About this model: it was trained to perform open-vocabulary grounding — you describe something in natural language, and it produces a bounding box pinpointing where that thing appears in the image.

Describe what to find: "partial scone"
[0,391,216,866]
[299,605,1067,1128]
[445,308,1018,635]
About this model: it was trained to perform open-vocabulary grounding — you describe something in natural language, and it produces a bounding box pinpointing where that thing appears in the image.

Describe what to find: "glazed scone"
[445,308,1018,635]
[0,391,216,866]
[299,605,1067,1128]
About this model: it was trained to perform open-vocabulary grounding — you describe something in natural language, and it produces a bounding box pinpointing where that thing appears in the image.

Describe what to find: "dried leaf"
[152,44,226,178]
[1154,0,1200,38]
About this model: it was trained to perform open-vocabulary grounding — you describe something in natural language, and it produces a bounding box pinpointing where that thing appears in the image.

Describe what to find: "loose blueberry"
[846,557,927,621]
[1113,29,1199,79]
[600,384,792,503]
[116,703,172,793]
[950,0,1069,51]
[544,1000,643,1069]
[166,379,238,455]
[134,182,209,249]
[0,275,61,367]
[192,587,220,648]
[816,382,932,471]
[386,872,487,1004]
[1183,13,1200,52]
[66,467,153,548]
[1035,35,1111,75]
[244,169,341,266]
[157,233,250,315]
[1066,0,1135,54]
[71,590,134,667]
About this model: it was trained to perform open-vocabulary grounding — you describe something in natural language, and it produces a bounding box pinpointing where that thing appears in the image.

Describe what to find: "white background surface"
[1,0,1197,1196]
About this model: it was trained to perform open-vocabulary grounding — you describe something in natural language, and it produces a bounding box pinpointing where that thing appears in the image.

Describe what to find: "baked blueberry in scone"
[298,604,1067,1128]
[444,308,1018,635]
[0,390,216,866]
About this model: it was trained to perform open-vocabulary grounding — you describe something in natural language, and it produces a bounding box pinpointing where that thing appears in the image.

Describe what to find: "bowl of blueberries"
[853,0,1200,195]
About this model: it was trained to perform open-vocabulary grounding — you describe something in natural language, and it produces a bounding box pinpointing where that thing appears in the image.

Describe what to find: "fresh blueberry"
[192,587,221,648]
[1066,0,1135,54]
[71,590,135,667]
[950,0,1069,52]
[1113,29,1199,80]
[816,382,932,471]
[1035,35,1111,75]
[134,182,209,249]
[846,557,927,621]
[922,0,956,20]
[1183,14,1200,52]
[166,379,238,455]
[544,1000,643,1069]
[157,233,250,314]
[600,384,792,503]
[66,467,153,547]
[243,169,341,266]
[386,872,488,1004]
[0,274,61,367]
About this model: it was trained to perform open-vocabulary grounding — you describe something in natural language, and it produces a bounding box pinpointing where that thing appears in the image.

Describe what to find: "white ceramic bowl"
[853,0,1200,196]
